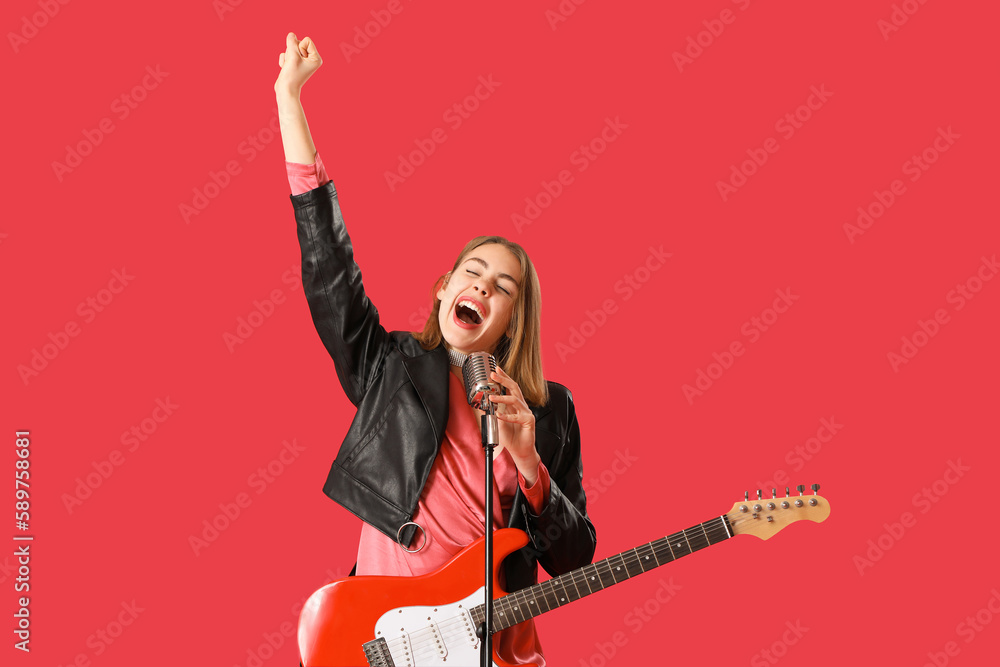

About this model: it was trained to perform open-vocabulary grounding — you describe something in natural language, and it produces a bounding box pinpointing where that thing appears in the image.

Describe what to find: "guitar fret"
[579,567,594,595]
[652,537,674,564]
[502,593,517,628]
[584,562,603,593]
[633,543,655,572]
[566,569,586,602]
[545,579,561,609]
[685,526,710,553]
[611,553,629,583]
[668,530,690,558]
[625,547,646,577]
[682,527,695,553]
[511,590,528,624]
[554,572,573,605]
[563,568,583,602]
[518,588,540,620]
[470,514,737,639]
[596,558,617,589]
[533,583,552,613]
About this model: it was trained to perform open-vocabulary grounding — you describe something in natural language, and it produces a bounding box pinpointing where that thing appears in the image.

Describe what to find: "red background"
[4,1,999,665]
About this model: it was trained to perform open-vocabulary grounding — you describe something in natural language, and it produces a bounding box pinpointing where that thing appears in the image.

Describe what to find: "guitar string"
[380,522,734,658]
[384,544,719,661]
[379,520,734,654]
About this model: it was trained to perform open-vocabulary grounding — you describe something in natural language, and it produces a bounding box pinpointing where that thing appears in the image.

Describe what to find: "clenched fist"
[274,32,322,94]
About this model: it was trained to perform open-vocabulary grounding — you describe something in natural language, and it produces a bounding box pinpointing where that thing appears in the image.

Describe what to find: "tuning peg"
[785,486,790,497]
[757,489,762,500]
[811,483,821,495]
[745,491,749,502]
[797,484,805,496]
[771,488,777,499]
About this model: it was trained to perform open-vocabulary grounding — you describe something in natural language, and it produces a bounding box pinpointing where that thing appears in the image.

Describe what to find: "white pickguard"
[372,586,500,666]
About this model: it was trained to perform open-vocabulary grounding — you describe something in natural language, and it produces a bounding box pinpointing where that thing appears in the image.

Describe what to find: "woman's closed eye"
[467,269,511,295]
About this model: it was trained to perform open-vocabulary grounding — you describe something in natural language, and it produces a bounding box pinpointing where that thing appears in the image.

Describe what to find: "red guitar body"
[297,528,533,667]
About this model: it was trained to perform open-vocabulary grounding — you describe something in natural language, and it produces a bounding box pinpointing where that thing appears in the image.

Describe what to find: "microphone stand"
[479,401,499,667]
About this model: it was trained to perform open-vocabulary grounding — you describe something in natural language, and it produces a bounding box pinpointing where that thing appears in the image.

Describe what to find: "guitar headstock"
[726,484,830,540]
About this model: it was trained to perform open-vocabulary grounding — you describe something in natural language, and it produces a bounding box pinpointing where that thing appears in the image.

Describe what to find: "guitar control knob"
[795,499,804,507]
[767,502,776,510]
[753,504,762,512]
[809,498,818,506]
[740,505,748,513]
[781,501,790,509]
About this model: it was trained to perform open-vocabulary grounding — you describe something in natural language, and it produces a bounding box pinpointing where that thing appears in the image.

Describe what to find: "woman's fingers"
[275,31,322,92]
[491,367,523,397]
[299,36,317,59]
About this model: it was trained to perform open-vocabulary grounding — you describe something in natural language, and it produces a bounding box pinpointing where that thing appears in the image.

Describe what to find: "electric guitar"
[297,485,831,667]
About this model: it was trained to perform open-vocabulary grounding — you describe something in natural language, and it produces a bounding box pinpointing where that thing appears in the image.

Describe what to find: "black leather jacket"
[290,181,596,593]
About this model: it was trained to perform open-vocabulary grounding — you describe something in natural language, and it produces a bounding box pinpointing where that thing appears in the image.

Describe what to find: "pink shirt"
[286,150,331,194]
[354,372,548,666]
[287,155,552,664]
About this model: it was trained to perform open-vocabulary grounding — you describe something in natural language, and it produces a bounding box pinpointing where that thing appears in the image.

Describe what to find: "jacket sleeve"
[524,388,597,577]
[291,181,391,406]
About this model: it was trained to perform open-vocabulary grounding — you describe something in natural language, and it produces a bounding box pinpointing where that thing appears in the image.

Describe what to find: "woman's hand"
[488,366,541,484]
[274,32,322,95]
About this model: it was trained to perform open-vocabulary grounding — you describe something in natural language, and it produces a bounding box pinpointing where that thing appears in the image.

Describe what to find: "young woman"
[275,32,596,666]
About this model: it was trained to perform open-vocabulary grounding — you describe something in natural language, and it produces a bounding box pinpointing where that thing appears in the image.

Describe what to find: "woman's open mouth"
[453,299,485,329]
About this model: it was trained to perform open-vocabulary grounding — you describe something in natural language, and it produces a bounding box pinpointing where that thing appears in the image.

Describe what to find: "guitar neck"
[474,514,735,632]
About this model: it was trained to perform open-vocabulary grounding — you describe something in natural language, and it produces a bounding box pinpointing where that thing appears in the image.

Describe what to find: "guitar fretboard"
[471,514,734,632]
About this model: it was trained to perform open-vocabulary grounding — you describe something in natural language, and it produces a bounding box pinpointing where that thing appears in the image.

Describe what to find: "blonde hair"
[411,236,548,406]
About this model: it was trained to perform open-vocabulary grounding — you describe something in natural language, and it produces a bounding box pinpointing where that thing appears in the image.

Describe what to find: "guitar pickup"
[425,621,447,659]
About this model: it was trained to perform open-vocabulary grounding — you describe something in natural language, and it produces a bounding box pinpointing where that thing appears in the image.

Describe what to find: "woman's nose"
[473,284,488,296]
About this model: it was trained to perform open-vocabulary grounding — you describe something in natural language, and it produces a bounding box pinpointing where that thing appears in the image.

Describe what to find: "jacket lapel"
[402,345,450,448]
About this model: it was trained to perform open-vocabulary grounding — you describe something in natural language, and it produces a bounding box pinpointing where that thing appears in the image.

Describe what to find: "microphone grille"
[462,351,498,408]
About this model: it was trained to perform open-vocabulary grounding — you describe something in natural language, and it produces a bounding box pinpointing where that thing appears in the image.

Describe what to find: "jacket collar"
[401,341,556,439]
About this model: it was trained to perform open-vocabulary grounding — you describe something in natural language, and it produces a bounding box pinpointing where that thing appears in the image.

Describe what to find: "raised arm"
[275,32,321,164]
[277,33,391,406]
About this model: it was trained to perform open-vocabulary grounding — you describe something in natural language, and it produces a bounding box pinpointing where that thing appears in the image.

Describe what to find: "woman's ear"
[436,272,451,300]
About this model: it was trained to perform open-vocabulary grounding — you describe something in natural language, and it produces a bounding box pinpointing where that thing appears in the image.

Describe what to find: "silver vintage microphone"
[462,351,500,446]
